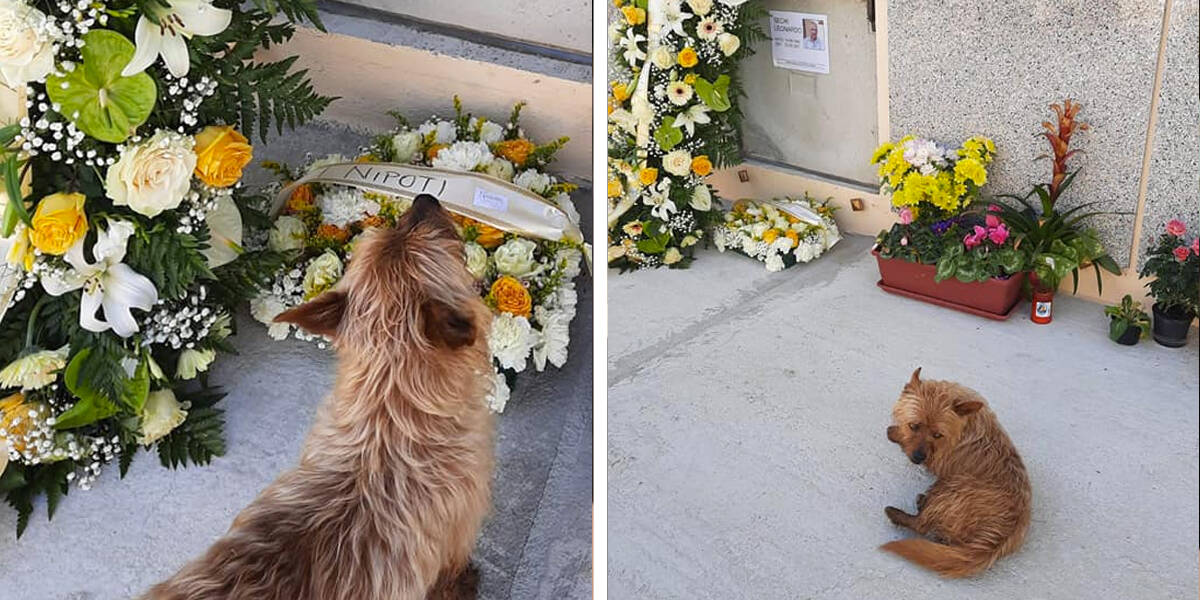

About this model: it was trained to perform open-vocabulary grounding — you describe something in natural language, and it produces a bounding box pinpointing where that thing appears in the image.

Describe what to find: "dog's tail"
[879,538,995,578]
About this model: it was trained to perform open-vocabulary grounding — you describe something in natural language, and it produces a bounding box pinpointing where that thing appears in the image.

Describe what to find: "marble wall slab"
[887,0,1168,266]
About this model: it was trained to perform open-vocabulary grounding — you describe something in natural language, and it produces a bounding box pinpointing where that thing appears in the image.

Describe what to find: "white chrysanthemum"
[479,121,505,145]
[250,294,291,340]
[176,348,216,380]
[532,306,571,371]
[489,313,534,373]
[486,370,510,413]
[662,149,692,177]
[317,188,380,228]
[493,238,539,277]
[771,237,794,253]
[513,169,552,194]
[431,141,494,172]
[137,389,187,445]
[463,242,490,280]
[391,131,422,163]
[418,120,458,145]
[0,346,68,391]
[765,253,784,272]
[269,215,307,252]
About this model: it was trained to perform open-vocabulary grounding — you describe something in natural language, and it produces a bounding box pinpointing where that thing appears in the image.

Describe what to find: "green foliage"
[46,30,157,144]
[244,0,324,29]
[1139,229,1200,316]
[2,461,75,538]
[156,387,227,469]
[124,221,214,300]
[1104,294,1151,342]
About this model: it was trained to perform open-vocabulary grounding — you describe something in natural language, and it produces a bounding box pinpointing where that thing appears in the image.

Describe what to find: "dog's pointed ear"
[422,299,476,349]
[274,290,346,338]
[953,398,984,417]
[906,367,923,389]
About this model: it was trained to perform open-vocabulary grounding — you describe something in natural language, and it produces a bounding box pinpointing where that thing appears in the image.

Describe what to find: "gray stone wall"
[887,0,1181,267]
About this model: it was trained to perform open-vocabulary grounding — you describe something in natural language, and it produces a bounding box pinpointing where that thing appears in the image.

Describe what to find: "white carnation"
[250,295,290,340]
[485,370,510,413]
[555,247,583,279]
[488,313,534,372]
[431,141,494,172]
[765,253,784,272]
[479,121,505,145]
[418,120,458,145]
[175,348,216,380]
[317,188,380,228]
[137,389,187,445]
[532,306,571,371]
[513,169,552,194]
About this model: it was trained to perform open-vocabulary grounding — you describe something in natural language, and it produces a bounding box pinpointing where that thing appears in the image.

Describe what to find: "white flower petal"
[78,288,108,332]
[174,3,232,35]
[159,33,191,78]
[94,220,136,264]
[122,18,161,77]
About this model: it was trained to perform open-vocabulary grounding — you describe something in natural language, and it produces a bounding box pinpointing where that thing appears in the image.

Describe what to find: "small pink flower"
[900,236,909,246]
[964,226,986,249]
[1174,246,1190,262]
[987,204,1001,212]
[897,207,914,225]
[1166,219,1187,237]
[989,224,1010,245]
[1192,238,1199,255]
[985,214,1000,228]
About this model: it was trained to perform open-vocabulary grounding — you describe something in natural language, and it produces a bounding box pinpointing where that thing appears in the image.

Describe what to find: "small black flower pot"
[1151,303,1195,348]
[1110,318,1142,346]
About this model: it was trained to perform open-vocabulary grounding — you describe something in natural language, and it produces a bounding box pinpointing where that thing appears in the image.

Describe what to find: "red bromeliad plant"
[1040,99,1089,206]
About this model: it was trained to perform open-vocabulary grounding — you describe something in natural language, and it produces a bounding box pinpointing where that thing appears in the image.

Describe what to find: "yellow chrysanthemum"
[762,229,780,244]
[953,157,987,187]
[870,142,894,164]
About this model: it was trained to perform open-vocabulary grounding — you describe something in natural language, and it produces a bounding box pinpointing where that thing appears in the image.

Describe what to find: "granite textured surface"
[887,0,1166,267]
[608,235,1199,599]
[1140,0,1200,267]
[0,122,593,600]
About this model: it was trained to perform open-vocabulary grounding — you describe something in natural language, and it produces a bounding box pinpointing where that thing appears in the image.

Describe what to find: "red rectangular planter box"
[872,249,1026,320]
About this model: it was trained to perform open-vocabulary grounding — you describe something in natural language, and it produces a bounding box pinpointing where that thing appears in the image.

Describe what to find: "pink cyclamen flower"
[897,207,914,224]
[989,224,1010,245]
[964,226,986,249]
[987,203,1001,212]
[1192,238,1199,255]
[900,236,909,246]
[985,214,1000,228]
[1166,219,1186,237]
[1174,246,1191,262]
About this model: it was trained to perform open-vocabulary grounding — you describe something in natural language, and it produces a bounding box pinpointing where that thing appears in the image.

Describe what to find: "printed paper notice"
[473,187,509,212]
[769,11,830,74]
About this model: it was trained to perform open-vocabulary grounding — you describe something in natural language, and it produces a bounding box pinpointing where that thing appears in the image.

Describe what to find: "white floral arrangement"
[713,195,841,272]
[0,0,329,535]
[252,100,585,413]
[607,0,766,271]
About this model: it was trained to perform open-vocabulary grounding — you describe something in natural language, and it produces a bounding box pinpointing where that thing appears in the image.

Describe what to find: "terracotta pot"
[1151,303,1195,347]
[872,249,1026,320]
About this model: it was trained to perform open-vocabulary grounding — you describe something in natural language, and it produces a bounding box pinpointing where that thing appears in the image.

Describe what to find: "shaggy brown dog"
[143,195,495,599]
[882,368,1031,578]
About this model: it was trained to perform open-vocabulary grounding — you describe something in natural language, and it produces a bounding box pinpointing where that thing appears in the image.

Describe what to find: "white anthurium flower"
[673,104,712,137]
[40,220,159,337]
[619,28,646,66]
[122,0,233,78]
[201,193,243,268]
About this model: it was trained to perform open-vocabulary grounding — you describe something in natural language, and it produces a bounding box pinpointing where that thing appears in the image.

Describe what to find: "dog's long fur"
[142,195,495,599]
[882,368,1031,578]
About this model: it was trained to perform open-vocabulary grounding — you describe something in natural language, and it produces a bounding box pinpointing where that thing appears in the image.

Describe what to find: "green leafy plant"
[1104,294,1151,342]
[1139,219,1200,318]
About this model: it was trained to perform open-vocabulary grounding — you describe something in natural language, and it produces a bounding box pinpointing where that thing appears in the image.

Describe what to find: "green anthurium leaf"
[694,75,732,112]
[57,349,121,430]
[118,359,151,413]
[654,116,683,151]
[46,30,157,144]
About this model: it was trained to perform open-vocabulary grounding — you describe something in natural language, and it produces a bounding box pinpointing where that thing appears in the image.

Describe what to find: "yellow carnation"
[28,192,87,255]
[193,125,253,188]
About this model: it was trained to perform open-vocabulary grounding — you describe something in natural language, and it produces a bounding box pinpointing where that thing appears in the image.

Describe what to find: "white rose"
[250,294,290,340]
[608,245,626,262]
[431,140,493,172]
[493,237,538,277]
[531,306,571,371]
[488,313,534,373]
[302,251,343,298]
[719,0,749,5]
[485,370,510,413]
[690,185,712,211]
[137,389,187,445]
[662,149,693,177]
[0,1,56,89]
[663,247,683,265]
[463,242,490,280]
[765,253,784,272]
[105,130,197,218]
[479,121,505,145]
[687,0,713,14]
[175,348,216,380]
[650,47,674,69]
[513,169,551,194]
[484,157,515,181]
[718,33,741,56]
[681,234,699,248]
[391,130,422,163]
[268,215,307,252]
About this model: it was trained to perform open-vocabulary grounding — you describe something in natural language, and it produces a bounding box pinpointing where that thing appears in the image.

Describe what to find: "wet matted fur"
[142,195,495,599]
[881,368,1031,578]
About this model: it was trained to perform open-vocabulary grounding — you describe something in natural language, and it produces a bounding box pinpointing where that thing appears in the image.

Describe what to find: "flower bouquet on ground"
[712,194,840,272]
[0,0,331,534]
[251,99,586,412]
[606,0,767,270]
[1138,219,1198,347]
[870,134,1028,317]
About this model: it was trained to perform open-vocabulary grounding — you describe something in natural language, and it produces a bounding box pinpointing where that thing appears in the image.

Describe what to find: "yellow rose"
[1,392,45,454]
[690,155,713,177]
[678,47,699,68]
[494,138,536,167]
[193,126,253,188]
[612,82,630,102]
[607,178,623,198]
[621,6,646,25]
[638,167,658,186]
[29,192,87,255]
[490,275,532,318]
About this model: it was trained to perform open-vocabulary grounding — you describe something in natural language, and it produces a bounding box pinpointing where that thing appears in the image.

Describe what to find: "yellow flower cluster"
[870,135,996,215]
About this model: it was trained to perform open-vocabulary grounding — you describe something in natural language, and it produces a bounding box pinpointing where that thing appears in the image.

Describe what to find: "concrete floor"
[0,123,593,600]
[608,235,1199,599]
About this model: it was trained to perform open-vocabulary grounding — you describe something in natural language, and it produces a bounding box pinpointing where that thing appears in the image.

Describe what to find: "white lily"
[659,0,694,38]
[673,104,712,137]
[121,0,232,78]
[619,28,646,66]
[40,220,159,337]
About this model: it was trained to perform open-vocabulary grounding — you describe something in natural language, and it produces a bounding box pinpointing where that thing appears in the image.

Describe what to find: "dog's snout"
[910,448,926,464]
